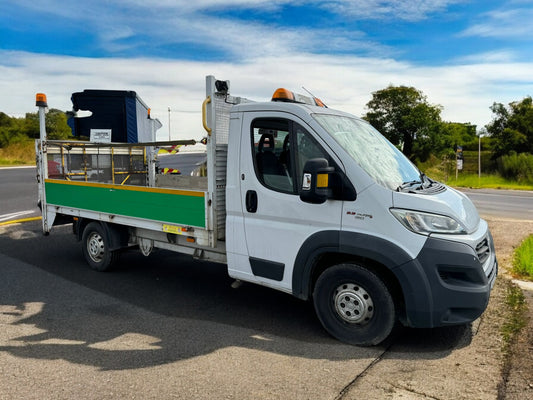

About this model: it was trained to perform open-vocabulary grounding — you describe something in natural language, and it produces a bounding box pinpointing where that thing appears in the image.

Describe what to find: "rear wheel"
[313,263,395,346]
[81,222,119,271]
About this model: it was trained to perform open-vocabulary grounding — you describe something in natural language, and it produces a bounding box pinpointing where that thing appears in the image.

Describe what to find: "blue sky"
[1,0,532,139]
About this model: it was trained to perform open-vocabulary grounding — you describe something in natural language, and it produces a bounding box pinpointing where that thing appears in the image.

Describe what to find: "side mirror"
[300,158,334,204]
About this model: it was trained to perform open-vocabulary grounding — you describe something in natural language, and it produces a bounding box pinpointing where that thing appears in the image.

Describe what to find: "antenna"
[301,86,315,97]
[302,86,328,108]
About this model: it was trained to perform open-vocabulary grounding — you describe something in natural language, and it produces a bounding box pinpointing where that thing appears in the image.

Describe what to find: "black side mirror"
[300,158,334,204]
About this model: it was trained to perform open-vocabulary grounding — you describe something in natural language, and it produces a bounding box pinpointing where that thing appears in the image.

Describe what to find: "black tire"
[313,263,395,346]
[81,222,119,271]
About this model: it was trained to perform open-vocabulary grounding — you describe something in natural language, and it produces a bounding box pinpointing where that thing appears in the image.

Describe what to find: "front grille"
[487,259,497,285]
[476,238,490,265]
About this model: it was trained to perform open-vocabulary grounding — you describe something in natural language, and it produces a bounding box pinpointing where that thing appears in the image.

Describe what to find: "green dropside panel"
[45,181,206,228]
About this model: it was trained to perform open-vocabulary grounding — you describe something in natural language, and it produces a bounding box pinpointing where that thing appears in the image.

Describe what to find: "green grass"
[512,235,533,280]
[500,280,527,377]
[444,173,533,191]
[0,141,35,166]
[501,282,527,343]
[418,152,533,190]
[497,278,528,397]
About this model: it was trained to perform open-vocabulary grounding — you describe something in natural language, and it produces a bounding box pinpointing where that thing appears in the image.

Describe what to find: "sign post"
[455,145,463,180]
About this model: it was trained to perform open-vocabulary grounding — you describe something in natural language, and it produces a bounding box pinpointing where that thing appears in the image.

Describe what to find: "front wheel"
[313,263,395,346]
[81,222,119,271]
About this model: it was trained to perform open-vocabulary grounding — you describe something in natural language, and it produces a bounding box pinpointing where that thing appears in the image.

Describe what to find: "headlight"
[390,208,466,235]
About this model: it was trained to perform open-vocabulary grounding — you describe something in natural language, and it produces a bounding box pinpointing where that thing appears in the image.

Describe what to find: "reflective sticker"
[162,224,186,235]
[161,168,181,174]
[316,173,329,188]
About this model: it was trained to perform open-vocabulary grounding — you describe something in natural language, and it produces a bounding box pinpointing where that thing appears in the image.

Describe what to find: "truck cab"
[224,89,497,345]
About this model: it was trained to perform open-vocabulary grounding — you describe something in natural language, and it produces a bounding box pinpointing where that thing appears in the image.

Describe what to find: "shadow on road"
[0,222,473,370]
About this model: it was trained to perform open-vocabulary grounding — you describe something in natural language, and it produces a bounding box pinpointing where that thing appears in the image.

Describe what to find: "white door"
[236,112,344,292]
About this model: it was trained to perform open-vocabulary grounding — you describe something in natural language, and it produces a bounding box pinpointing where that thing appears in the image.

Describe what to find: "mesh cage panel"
[214,93,231,144]
[212,93,231,240]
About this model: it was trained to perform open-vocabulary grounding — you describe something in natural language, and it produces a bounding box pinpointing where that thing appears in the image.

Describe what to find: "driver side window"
[251,118,330,194]
[294,124,331,191]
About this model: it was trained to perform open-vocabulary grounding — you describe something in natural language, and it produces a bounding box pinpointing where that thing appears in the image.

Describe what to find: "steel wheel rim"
[87,232,105,263]
[333,283,374,324]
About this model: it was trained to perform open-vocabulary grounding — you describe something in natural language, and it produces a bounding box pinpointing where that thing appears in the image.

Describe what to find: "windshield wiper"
[396,180,423,192]
[419,173,435,189]
[397,173,436,192]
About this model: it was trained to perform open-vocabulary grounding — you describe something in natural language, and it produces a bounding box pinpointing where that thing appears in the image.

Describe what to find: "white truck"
[35,76,498,346]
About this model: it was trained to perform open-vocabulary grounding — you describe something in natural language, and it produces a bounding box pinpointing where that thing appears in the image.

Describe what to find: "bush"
[0,140,36,165]
[497,153,533,184]
[513,235,533,280]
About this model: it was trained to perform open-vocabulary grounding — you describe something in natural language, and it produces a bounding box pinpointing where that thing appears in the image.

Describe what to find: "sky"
[1,0,532,140]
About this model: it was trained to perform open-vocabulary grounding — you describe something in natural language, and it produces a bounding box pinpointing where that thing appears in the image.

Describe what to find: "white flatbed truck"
[35,76,497,345]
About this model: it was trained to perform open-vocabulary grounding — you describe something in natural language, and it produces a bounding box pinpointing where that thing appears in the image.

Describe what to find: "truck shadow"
[0,222,475,370]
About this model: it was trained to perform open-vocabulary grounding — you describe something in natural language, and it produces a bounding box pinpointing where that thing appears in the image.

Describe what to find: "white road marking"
[0,166,36,170]
[0,210,36,222]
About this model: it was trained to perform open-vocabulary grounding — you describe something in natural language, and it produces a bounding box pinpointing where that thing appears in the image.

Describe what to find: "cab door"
[234,112,344,292]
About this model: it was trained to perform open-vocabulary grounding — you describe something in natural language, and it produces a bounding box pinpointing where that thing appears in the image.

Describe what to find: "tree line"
[0,109,71,147]
[363,86,533,183]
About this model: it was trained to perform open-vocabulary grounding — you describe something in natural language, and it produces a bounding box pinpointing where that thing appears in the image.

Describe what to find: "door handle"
[246,190,258,213]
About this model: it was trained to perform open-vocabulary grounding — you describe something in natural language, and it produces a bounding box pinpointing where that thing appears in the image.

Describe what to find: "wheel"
[81,222,119,271]
[313,263,395,346]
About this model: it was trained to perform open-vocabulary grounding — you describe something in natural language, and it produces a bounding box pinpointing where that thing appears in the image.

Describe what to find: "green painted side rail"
[45,180,207,228]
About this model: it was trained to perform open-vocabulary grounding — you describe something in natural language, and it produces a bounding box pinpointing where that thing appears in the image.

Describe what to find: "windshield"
[313,114,421,190]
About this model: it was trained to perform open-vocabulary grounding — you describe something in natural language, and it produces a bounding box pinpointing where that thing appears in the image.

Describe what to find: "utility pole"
[168,107,171,141]
[478,134,481,179]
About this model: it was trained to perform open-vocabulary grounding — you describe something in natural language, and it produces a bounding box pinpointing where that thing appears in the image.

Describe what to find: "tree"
[486,96,533,158]
[45,109,72,140]
[24,109,72,140]
[439,122,478,151]
[0,112,26,147]
[363,85,443,160]
[0,109,72,147]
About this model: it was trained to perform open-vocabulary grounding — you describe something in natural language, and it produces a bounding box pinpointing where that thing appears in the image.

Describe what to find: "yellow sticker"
[162,224,185,235]
[316,173,329,188]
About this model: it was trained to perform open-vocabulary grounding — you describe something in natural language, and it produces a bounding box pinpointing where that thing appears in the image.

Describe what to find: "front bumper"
[393,231,498,328]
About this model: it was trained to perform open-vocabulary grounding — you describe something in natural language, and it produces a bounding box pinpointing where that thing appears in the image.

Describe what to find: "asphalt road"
[0,166,40,223]
[459,187,533,220]
[0,220,502,399]
[157,152,207,175]
[0,166,530,399]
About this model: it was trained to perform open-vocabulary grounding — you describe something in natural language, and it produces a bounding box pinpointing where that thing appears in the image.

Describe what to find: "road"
[0,166,530,399]
[459,187,533,220]
[0,167,40,223]
[0,220,505,399]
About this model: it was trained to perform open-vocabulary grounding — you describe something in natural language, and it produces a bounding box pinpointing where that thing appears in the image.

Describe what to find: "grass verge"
[498,279,528,398]
[0,141,36,166]
[445,174,533,190]
[512,235,533,280]
[501,282,527,352]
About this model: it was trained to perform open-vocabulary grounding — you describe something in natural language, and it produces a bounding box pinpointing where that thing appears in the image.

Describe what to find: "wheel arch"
[312,252,405,318]
[75,218,129,251]
[292,230,413,321]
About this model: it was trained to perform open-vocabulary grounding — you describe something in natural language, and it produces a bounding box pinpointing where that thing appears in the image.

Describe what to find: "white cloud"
[454,50,517,64]
[2,50,532,142]
[461,7,533,38]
